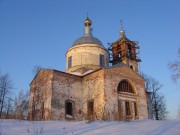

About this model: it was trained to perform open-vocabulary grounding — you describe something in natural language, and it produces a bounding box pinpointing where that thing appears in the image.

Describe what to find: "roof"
[29,68,102,86]
[29,69,82,86]
[30,65,144,87]
[70,17,105,48]
[72,35,104,47]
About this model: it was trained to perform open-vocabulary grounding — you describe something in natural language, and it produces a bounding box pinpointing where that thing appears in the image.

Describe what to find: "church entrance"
[117,80,138,121]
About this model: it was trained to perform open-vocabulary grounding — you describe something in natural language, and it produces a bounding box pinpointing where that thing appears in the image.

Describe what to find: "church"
[28,17,148,121]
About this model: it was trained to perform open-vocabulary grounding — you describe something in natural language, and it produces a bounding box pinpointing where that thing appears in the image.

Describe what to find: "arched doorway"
[117,80,138,121]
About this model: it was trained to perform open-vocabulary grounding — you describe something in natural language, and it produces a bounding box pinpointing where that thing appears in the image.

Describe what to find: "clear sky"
[0,0,180,118]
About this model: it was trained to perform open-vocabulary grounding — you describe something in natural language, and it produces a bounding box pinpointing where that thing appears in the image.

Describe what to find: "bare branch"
[168,48,180,83]
[32,65,42,77]
[0,73,14,118]
[140,73,168,120]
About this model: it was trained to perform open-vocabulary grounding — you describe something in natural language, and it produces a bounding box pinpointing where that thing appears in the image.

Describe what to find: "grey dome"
[71,17,104,47]
[72,35,104,47]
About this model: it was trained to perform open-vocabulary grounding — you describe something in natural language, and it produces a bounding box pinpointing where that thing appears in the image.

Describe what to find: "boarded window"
[118,80,134,93]
[100,54,105,67]
[68,56,72,68]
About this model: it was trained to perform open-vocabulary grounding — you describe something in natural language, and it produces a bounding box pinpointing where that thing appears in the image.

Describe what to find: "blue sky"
[0,0,180,118]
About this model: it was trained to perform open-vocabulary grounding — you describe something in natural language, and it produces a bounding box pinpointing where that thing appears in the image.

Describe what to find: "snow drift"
[0,119,180,135]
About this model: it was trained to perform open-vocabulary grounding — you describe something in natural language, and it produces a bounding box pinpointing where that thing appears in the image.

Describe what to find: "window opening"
[66,102,72,115]
[118,80,134,93]
[125,101,131,116]
[130,65,134,70]
[88,100,94,117]
[100,54,105,67]
[134,102,137,116]
[68,56,72,68]
[65,101,74,119]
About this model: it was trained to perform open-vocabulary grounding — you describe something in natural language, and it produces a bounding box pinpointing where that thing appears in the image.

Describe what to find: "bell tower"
[108,21,141,72]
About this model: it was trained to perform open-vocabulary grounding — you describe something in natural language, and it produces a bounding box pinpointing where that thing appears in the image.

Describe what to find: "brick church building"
[28,17,148,121]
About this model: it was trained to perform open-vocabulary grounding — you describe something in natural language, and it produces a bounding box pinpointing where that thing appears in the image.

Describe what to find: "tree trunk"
[154,101,159,120]
[0,92,5,118]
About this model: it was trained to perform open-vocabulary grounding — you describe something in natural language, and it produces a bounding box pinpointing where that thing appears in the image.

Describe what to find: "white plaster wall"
[66,44,109,72]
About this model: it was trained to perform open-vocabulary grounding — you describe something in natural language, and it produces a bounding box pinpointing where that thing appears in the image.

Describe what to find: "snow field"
[0,119,180,135]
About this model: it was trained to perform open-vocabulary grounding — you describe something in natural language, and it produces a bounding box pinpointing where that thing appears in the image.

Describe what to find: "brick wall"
[82,70,105,120]
[51,71,83,120]
[103,66,148,120]
[29,66,148,121]
[28,69,53,120]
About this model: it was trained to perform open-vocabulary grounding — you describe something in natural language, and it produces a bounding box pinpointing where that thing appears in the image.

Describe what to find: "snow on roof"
[69,70,94,76]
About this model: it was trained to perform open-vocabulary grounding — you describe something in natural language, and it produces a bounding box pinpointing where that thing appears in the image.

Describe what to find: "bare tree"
[141,73,168,120]
[14,89,29,119]
[168,48,180,83]
[0,73,13,118]
[5,98,13,118]
[155,95,168,120]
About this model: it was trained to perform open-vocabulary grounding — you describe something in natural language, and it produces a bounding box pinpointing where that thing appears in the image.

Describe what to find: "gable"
[30,69,54,86]
[104,66,144,83]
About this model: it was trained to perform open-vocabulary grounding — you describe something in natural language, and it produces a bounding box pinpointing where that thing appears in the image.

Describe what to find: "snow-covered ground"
[0,119,180,135]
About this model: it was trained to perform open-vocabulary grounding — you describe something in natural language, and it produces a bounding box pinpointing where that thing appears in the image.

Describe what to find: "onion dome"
[84,17,92,27]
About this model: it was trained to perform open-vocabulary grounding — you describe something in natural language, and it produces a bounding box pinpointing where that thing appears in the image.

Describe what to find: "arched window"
[130,65,134,70]
[118,80,134,93]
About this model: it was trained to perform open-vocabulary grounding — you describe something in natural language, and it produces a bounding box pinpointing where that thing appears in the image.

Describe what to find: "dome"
[66,17,109,73]
[72,35,104,47]
[71,17,104,47]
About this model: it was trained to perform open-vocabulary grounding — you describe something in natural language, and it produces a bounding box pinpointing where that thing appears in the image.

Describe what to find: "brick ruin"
[28,17,148,121]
